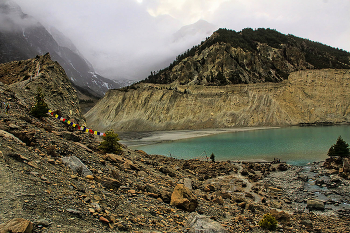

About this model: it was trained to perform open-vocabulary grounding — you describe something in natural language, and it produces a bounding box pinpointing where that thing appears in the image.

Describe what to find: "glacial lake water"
[132,125,350,166]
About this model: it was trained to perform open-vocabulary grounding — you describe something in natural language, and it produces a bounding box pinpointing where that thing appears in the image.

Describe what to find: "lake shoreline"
[119,126,280,147]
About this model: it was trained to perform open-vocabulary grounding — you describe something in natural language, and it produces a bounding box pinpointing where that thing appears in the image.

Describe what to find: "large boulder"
[184,212,227,233]
[307,199,325,211]
[170,184,198,212]
[0,218,33,233]
[61,156,93,177]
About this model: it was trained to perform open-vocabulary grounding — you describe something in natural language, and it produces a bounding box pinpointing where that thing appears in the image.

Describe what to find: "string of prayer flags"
[48,110,105,136]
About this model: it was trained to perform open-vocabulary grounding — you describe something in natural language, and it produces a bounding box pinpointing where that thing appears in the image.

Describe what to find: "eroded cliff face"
[85,69,350,132]
[153,42,313,85]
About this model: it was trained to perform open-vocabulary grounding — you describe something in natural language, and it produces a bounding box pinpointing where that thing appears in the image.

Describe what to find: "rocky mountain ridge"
[143,28,350,86]
[0,53,85,124]
[86,69,350,132]
[0,0,119,97]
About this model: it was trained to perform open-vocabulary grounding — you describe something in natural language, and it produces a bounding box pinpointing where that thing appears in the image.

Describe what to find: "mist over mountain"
[0,0,120,97]
[86,19,217,82]
[172,20,217,43]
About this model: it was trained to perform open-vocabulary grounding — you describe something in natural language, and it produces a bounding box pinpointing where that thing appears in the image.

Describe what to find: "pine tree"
[328,136,350,158]
[31,87,49,118]
[99,130,122,154]
[210,153,215,163]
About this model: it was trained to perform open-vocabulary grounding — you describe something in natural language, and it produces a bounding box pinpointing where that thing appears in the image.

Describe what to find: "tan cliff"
[85,69,350,132]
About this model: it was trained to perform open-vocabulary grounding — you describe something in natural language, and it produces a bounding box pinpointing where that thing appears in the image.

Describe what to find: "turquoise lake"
[132,125,350,166]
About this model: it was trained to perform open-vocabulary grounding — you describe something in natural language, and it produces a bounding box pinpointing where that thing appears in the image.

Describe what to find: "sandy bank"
[119,126,279,147]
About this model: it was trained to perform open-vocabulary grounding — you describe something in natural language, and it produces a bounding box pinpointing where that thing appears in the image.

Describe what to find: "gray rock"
[66,208,82,215]
[35,219,50,227]
[61,156,92,177]
[298,174,308,182]
[300,219,313,227]
[185,212,227,233]
[307,199,325,211]
[183,178,193,190]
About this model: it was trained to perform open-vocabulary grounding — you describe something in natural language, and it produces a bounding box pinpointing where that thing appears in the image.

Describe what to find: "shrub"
[328,136,350,158]
[99,130,122,154]
[31,87,49,118]
[259,213,278,231]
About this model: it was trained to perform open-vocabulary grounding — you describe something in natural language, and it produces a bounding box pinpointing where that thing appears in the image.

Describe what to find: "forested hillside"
[143,28,350,85]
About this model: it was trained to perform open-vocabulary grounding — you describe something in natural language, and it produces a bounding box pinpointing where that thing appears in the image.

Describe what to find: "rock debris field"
[1,98,350,233]
[1,55,350,232]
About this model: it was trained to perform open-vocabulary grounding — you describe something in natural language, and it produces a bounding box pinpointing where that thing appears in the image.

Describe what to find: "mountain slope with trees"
[143,28,350,85]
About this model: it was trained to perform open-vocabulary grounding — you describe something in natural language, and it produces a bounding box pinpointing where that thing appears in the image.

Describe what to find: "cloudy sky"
[14,0,350,81]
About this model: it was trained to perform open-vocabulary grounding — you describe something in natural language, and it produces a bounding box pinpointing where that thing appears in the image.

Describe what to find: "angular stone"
[145,184,159,194]
[307,199,325,211]
[34,219,50,227]
[0,218,33,233]
[170,184,198,212]
[137,171,148,177]
[203,184,216,192]
[86,175,94,180]
[159,166,176,177]
[183,178,193,190]
[105,153,124,163]
[99,216,110,223]
[66,208,82,215]
[61,156,93,177]
[269,187,282,192]
[270,209,290,222]
[160,190,172,204]
[100,177,121,190]
[184,212,227,233]
[123,159,139,171]
[74,142,92,153]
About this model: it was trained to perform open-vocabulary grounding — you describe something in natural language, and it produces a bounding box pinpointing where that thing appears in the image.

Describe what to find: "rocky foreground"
[1,55,350,232]
[1,86,350,232]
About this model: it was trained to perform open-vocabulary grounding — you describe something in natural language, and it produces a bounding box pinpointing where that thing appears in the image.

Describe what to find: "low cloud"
[11,0,350,81]
[0,1,39,32]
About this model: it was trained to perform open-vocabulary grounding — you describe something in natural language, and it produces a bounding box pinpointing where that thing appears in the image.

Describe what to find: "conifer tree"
[210,153,215,163]
[31,87,49,118]
[99,130,122,154]
[328,136,350,158]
